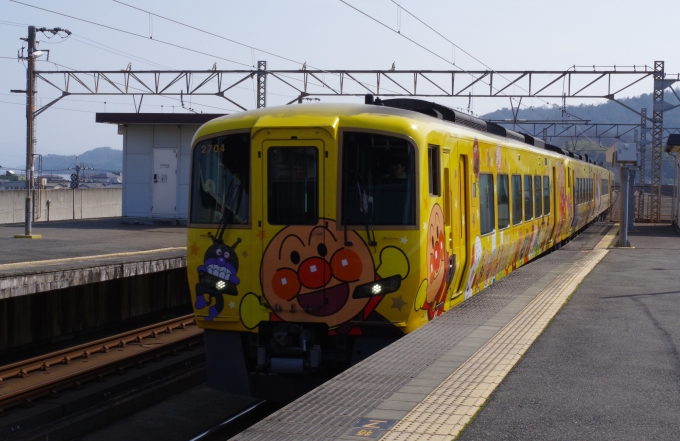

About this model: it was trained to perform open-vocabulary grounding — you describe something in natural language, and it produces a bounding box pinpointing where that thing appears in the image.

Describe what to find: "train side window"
[428,145,441,196]
[533,176,542,218]
[602,178,608,195]
[577,178,582,205]
[511,174,522,225]
[479,173,495,235]
[589,178,593,201]
[268,147,318,225]
[523,175,533,221]
[497,174,510,229]
[543,176,550,215]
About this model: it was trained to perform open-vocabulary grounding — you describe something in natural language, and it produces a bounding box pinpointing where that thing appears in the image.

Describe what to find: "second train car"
[187,97,613,399]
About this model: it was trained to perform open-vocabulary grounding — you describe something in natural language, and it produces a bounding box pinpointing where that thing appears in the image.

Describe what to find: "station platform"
[233,222,680,440]
[0,218,187,299]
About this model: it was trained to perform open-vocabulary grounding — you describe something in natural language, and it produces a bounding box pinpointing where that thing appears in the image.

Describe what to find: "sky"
[2,0,680,170]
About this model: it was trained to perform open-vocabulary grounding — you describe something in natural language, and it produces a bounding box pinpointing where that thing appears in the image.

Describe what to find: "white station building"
[97,113,224,225]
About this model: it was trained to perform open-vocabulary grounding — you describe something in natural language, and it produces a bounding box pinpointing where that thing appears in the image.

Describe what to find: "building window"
[497,174,510,229]
[524,175,533,221]
[428,145,441,196]
[479,173,495,235]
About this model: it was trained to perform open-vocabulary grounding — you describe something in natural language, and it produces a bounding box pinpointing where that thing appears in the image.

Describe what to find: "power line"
[10,0,253,68]
[112,0,308,69]
[339,0,581,123]
[10,1,367,98]
[111,0,401,96]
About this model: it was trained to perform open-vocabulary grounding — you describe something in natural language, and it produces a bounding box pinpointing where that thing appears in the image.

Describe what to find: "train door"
[571,168,577,231]
[551,166,559,242]
[454,155,469,294]
[442,153,456,298]
[259,133,329,321]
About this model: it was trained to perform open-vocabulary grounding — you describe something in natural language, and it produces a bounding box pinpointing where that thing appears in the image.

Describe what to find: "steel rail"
[0,314,202,412]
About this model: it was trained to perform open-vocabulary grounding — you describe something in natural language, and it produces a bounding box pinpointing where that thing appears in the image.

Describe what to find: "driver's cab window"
[341,131,416,226]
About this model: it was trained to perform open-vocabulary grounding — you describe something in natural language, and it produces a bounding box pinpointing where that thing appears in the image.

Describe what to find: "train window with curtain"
[428,145,441,196]
[512,174,522,225]
[341,131,416,226]
[534,176,542,218]
[543,176,550,215]
[497,174,510,229]
[524,175,533,221]
[479,174,495,235]
[191,133,250,225]
[268,147,318,225]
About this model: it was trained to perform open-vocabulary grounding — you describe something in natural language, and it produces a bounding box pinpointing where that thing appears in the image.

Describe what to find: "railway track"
[0,314,203,413]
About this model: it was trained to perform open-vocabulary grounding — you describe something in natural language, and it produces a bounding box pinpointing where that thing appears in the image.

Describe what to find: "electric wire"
[9,0,252,68]
[342,0,592,133]
[9,1,366,98]
[110,0,401,96]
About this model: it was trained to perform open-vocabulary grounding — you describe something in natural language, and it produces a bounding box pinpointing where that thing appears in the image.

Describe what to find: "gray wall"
[0,188,122,224]
[122,124,198,220]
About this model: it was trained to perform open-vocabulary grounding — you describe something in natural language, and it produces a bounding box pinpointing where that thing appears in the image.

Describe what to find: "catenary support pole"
[619,166,629,247]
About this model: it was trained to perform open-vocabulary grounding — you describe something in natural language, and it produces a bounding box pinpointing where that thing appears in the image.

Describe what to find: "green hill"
[41,147,122,173]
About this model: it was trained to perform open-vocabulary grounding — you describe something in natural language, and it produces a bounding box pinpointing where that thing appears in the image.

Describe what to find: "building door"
[152,148,178,218]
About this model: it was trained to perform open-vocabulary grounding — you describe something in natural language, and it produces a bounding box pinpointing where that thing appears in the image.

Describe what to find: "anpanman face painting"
[261,219,376,327]
[426,204,446,304]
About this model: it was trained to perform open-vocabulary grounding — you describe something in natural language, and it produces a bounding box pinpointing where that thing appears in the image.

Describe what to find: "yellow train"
[188,97,613,398]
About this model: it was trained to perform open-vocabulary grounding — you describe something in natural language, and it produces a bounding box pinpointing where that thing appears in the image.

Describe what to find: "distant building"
[96,113,225,225]
[0,181,26,190]
[91,172,122,184]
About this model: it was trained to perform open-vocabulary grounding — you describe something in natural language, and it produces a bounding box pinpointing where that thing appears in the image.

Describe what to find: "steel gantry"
[28,63,680,220]
[489,119,680,142]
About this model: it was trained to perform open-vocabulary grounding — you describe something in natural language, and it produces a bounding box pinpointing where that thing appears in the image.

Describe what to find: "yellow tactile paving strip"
[382,244,610,441]
[597,224,619,249]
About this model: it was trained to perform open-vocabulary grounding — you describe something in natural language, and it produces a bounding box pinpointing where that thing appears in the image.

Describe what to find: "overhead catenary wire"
[110,0,402,96]
[9,1,377,98]
[9,0,252,68]
[340,0,586,123]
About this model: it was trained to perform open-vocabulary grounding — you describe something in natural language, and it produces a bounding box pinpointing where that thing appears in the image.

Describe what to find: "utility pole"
[13,25,70,239]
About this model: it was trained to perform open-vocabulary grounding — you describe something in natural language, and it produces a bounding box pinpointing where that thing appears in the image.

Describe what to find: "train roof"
[197,98,599,167]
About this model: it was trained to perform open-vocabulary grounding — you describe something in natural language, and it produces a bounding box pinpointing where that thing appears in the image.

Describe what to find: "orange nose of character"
[297,257,332,289]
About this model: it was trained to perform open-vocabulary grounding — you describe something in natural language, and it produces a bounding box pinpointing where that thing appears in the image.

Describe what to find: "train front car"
[187,104,434,400]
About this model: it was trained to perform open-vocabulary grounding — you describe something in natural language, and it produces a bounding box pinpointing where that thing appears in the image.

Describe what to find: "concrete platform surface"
[457,223,680,441]
[231,223,616,440]
[0,218,186,264]
[0,218,187,299]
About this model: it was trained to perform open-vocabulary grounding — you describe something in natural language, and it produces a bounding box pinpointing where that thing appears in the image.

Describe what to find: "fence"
[0,188,122,224]
[609,185,675,223]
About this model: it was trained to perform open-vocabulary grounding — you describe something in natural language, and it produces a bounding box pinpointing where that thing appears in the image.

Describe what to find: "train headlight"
[352,275,401,298]
[199,272,237,295]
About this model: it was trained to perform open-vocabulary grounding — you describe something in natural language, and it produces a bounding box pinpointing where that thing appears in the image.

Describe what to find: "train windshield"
[341,131,416,226]
[191,133,250,225]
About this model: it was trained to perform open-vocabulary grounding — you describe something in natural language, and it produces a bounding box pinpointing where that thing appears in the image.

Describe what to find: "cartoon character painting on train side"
[238,219,410,335]
[194,233,243,321]
[414,204,451,320]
